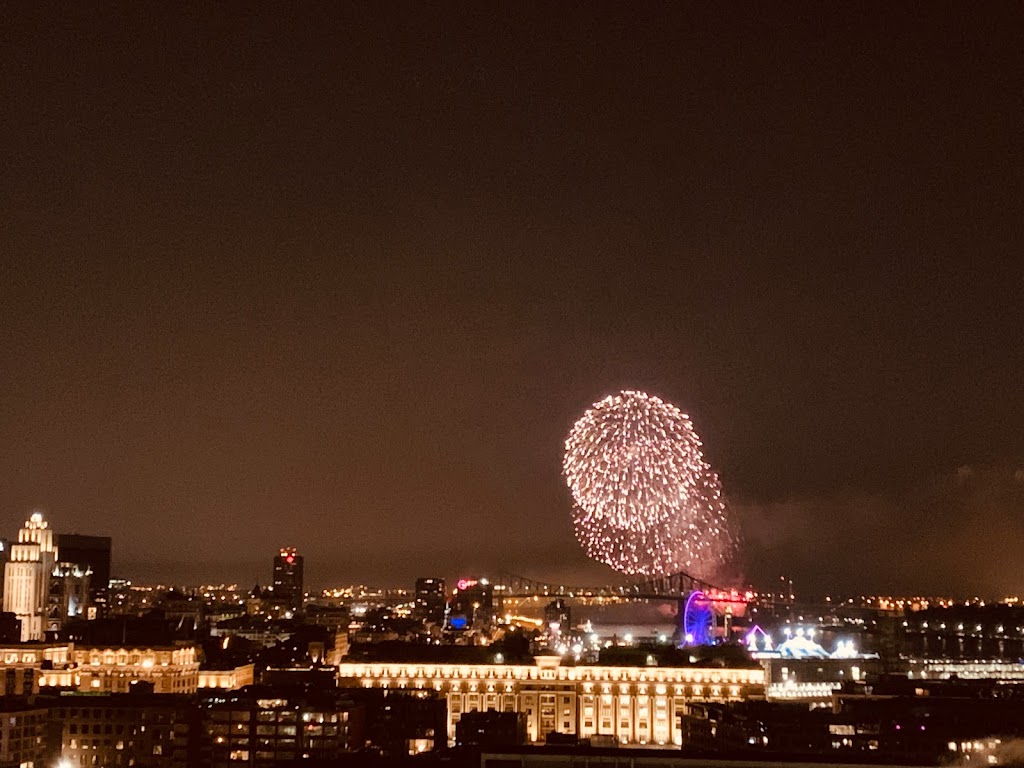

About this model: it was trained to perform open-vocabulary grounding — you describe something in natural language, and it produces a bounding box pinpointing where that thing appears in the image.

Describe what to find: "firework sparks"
[563,390,739,579]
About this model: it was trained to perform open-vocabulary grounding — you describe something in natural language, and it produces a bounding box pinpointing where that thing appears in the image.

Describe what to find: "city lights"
[0,2,1017,764]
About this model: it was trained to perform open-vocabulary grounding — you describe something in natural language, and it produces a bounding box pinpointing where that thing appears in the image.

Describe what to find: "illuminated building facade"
[39,645,200,694]
[905,658,1024,680]
[272,548,304,614]
[0,643,72,696]
[198,664,256,690]
[56,532,112,609]
[337,656,765,745]
[47,561,92,633]
[3,512,58,641]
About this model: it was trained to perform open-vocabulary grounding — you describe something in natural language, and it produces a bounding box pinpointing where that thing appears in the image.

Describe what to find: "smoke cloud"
[733,464,1024,596]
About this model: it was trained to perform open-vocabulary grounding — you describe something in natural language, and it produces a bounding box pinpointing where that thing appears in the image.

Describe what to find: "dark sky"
[2,3,1022,596]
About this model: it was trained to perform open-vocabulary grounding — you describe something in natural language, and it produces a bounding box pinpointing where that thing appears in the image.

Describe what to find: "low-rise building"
[337,655,765,746]
[0,643,73,695]
[905,657,1024,680]
[680,682,1024,764]
[40,645,200,694]
[210,616,296,648]
[198,664,255,691]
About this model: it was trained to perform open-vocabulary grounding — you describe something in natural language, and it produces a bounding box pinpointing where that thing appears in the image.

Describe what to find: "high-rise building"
[56,533,112,606]
[448,578,494,630]
[414,577,447,624]
[47,561,92,633]
[272,547,304,614]
[3,512,58,641]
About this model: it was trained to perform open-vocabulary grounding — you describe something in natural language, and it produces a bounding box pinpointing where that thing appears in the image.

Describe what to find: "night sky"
[3,4,1022,596]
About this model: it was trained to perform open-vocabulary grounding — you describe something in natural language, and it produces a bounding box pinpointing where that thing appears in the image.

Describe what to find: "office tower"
[56,533,112,604]
[3,512,58,641]
[448,578,494,629]
[272,548,304,614]
[414,577,447,624]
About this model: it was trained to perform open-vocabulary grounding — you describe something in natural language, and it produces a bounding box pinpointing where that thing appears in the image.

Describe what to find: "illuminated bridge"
[494,571,721,602]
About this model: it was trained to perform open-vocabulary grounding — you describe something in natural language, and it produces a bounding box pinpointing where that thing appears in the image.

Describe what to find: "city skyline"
[3,5,1023,596]
[8,505,1024,603]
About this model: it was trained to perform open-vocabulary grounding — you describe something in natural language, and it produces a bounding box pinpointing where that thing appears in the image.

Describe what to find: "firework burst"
[563,390,739,580]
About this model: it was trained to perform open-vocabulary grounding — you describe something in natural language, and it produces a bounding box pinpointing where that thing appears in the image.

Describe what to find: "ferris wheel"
[682,590,715,646]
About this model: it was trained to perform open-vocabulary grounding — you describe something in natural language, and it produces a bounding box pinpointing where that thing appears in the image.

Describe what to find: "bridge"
[494,570,720,602]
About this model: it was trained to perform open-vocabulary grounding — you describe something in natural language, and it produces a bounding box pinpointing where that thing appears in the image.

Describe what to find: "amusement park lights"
[563,391,739,579]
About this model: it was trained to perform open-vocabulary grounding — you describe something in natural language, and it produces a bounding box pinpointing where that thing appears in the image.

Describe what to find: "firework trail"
[564,390,739,579]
